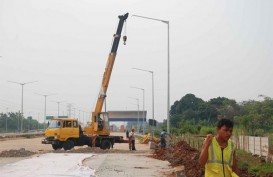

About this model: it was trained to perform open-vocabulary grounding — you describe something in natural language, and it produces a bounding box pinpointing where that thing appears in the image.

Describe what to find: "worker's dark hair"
[217,119,233,129]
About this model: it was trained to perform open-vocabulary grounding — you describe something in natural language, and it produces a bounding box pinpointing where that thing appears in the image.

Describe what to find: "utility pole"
[131,86,145,135]
[67,103,72,117]
[6,107,9,133]
[132,68,155,134]
[129,97,140,134]
[132,14,170,146]
[35,93,55,130]
[37,113,40,130]
[51,100,66,117]
[8,81,38,132]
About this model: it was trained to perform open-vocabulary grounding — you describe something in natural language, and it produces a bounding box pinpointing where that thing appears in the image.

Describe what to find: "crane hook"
[123,35,127,45]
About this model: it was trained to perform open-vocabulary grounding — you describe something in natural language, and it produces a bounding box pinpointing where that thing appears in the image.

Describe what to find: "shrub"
[238,160,249,172]
[199,127,215,135]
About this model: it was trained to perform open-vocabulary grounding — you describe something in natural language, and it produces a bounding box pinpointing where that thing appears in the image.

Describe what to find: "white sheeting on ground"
[0,153,96,177]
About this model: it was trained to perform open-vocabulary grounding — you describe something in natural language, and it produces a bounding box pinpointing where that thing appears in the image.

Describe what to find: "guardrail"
[0,131,45,138]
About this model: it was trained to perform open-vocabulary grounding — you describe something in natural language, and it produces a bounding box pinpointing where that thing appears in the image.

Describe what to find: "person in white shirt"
[129,128,136,150]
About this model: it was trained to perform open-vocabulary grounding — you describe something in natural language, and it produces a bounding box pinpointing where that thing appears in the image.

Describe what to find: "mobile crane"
[42,13,129,150]
[84,12,128,136]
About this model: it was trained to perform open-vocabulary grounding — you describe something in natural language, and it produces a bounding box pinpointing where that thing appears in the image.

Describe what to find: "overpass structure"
[108,111,147,122]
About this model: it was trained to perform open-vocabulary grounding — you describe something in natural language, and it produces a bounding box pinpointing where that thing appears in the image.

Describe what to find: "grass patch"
[237,150,262,167]
[249,163,273,176]
[237,150,273,176]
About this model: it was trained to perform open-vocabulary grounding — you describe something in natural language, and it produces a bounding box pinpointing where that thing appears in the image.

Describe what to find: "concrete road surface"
[84,153,173,177]
[0,133,174,177]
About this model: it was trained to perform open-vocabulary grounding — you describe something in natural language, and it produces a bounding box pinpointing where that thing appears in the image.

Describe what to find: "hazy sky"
[0,0,272,123]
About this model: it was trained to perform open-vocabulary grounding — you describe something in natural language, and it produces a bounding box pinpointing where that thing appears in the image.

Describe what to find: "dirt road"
[0,134,174,176]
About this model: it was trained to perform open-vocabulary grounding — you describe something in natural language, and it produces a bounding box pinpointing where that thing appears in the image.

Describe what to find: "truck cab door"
[60,120,79,140]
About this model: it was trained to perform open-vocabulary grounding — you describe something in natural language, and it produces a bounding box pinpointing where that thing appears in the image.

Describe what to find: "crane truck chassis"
[42,13,129,150]
[42,118,126,150]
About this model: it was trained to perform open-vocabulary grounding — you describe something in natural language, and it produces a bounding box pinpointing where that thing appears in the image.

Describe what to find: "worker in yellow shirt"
[199,119,239,177]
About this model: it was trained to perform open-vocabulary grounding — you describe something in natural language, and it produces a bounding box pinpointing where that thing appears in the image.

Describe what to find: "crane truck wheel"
[100,139,111,150]
[63,140,74,150]
[52,144,62,150]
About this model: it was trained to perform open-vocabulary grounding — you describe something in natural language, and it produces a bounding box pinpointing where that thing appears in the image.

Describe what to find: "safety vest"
[205,137,238,177]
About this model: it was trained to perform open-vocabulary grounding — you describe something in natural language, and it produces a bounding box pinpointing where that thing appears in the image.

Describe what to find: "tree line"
[0,112,46,133]
[164,93,273,136]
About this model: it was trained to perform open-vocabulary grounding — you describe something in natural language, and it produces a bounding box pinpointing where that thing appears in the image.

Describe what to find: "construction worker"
[199,119,239,177]
[129,128,136,150]
[160,129,168,148]
[126,130,129,139]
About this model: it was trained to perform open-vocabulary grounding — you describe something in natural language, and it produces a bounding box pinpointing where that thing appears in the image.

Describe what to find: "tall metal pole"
[131,86,145,135]
[167,21,170,145]
[143,90,145,134]
[128,97,140,134]
[137,100,139,134]
[151,72,154,127]
[21,85,23,131]
[82,111,85,125]
[132,68,154,131]
[35,93,55,130]
[44,95,47,130]
[58,102,60,117]
[73,108,76,118]
[132,15,170,146]
[8,80,38,132]
[18,111,20,131]
[37,113,40,130]
[52,100,66,117]
[78,110,81,123]
[6,108,8,133]
[6,114,8,133]
[28,112,30,131]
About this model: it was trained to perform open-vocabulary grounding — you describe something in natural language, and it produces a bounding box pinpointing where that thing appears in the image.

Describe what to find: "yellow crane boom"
[84,13,129,136]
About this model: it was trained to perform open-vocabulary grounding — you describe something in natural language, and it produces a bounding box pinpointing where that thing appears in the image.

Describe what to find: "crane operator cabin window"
[64,121,72,128]
[73,121,78,128]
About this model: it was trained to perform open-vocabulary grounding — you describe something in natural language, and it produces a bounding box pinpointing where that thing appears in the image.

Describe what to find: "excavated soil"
[0,148,36,157]
[152,140,273,177]
[152,141,204,177]
[0,146,149,157]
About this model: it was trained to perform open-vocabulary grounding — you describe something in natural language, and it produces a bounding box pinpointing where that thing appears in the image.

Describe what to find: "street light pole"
[8,80,38,132]
[132,68,155,129]
[132,14,170,145]
[6,107,9,133]
[128,97,140,134]
[131,86,145,135]
[35,93,55,130]
[52,100,66,117]
[6,114,8,133]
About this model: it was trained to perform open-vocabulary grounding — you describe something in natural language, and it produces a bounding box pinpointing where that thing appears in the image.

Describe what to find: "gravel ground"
[0,136,52,153]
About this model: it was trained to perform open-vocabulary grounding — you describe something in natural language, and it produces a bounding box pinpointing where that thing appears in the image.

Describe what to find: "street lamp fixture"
[131,86,145,135]
[132,14,170,146]
[7,80,38,132]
